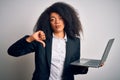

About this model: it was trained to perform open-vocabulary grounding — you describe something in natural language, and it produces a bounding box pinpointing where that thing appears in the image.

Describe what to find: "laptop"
[71,38,115,68]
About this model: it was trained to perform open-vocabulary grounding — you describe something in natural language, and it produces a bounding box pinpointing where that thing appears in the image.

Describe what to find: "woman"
[8,2,88,80]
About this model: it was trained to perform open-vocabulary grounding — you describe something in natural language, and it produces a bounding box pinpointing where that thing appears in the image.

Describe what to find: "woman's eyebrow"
[50,16,55,18]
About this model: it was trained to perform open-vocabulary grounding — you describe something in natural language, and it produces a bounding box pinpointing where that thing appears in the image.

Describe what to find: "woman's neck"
[53,32,65,38]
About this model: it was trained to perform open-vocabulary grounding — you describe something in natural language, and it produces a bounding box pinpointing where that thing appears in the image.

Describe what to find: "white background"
[0,0,120,80]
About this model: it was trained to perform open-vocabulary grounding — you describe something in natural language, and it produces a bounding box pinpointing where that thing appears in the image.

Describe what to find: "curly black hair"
[34,2,83,39]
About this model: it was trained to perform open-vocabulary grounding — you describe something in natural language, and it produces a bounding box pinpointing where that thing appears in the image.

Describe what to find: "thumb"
[37,40,46,47]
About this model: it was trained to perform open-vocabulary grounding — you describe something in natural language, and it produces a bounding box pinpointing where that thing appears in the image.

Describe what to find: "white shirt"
[49,34,67,80]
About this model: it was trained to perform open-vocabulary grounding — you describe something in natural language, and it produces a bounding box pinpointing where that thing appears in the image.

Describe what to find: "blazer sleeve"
[7,35,37,57]
[71,38,89,75]
[71,65,88,75]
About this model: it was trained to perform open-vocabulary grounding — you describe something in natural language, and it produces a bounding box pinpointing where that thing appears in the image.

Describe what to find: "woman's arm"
[71,38,89,75]
[71,65,88,75]
[7,35,36,57]
[8,30,46,57]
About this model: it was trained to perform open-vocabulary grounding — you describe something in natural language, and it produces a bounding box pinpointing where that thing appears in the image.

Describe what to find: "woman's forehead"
[50,12,61,17]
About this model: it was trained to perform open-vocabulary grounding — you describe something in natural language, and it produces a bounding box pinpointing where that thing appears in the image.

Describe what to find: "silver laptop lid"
[100,38,114,65]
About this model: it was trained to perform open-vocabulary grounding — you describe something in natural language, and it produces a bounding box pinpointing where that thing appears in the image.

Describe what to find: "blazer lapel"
[64,37,73,67]
[45,38,52,68]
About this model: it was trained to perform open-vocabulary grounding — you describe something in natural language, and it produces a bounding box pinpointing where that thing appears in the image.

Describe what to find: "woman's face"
[50,12,65,33]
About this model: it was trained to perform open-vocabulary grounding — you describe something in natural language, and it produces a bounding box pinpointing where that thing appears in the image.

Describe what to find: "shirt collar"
[53,33,67,42]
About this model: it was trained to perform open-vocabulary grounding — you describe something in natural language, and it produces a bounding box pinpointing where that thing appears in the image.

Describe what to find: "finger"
[39,31,45,36]
[41,35,46,40]
[38,31,46,40]
[38,35,46,41]
[100,63,104,67]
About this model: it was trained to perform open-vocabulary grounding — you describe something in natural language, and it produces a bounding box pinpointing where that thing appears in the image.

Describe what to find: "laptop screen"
[100,38,114,64]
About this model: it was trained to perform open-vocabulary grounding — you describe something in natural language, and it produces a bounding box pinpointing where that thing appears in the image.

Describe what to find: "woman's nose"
[55,19,60,24]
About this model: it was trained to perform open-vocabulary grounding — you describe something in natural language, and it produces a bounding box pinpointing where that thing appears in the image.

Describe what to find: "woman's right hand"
[26,30,46,47]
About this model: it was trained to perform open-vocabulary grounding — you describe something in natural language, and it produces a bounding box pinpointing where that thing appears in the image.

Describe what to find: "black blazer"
[8,35,88,80]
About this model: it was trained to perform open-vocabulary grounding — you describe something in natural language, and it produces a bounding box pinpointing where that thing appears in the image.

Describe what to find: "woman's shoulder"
[67,35,80,41]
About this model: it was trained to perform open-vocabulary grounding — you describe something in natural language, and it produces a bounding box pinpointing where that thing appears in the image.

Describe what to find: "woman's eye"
[50,18,55,21]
